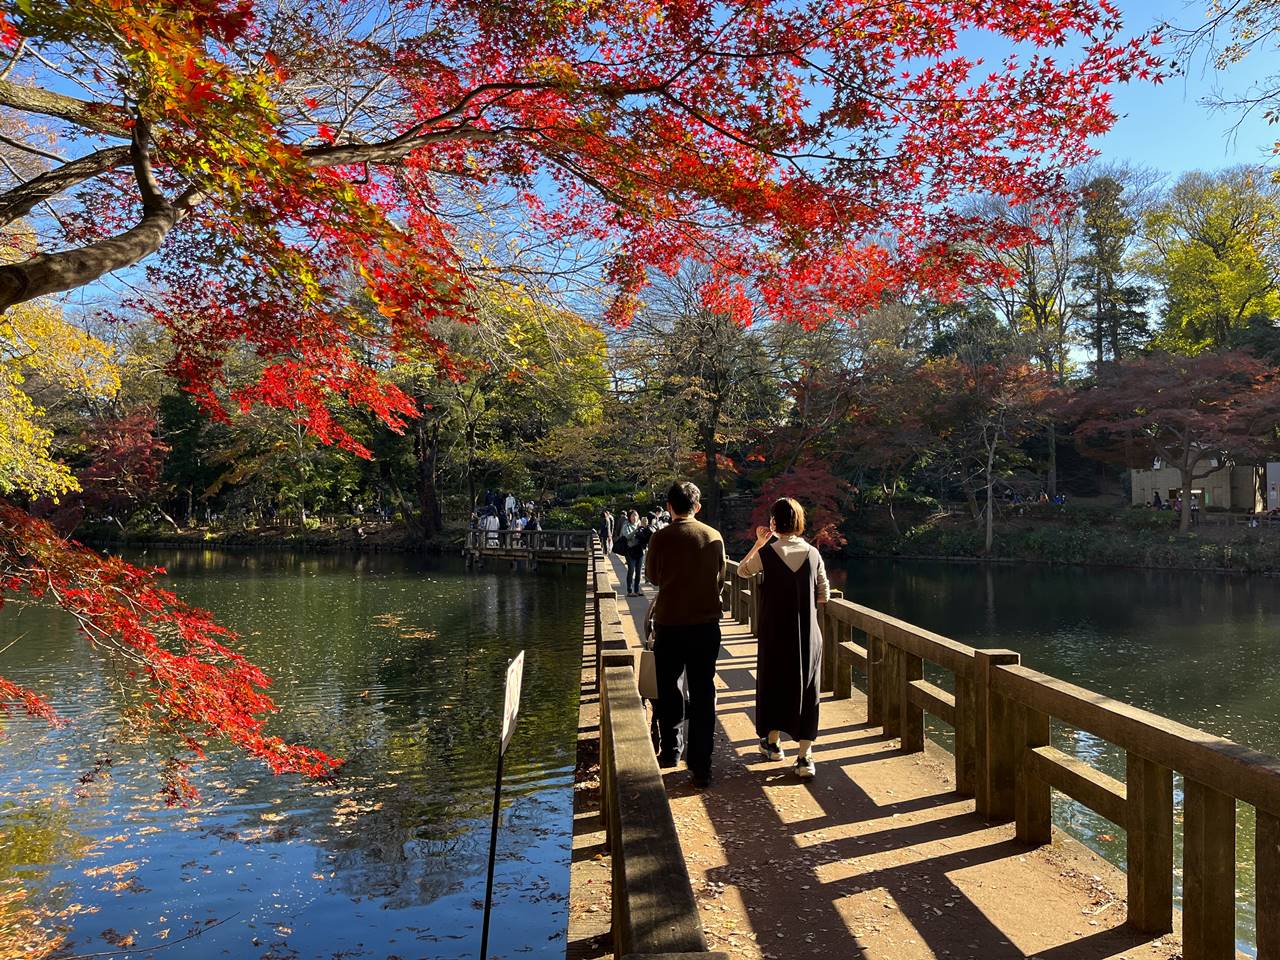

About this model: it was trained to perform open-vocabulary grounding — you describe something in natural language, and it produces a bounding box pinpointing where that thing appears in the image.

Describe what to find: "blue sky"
[1052,0,1277,174]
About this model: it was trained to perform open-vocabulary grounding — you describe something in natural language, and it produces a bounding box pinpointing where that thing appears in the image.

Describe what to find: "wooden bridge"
[569,535,1280,960]
[463,528,592,566]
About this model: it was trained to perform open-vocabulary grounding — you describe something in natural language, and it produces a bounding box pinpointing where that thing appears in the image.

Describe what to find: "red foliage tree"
[1071,351,1280,531]
[746,457,854,551]
[36,411,172,534]
[0,1,1161,785]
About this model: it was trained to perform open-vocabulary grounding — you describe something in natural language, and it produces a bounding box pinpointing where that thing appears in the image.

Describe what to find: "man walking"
[645,480,726,788]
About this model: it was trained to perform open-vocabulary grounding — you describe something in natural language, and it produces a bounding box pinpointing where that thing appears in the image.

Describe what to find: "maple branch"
[0,78,130,138]
[0,145,131,225]
[0,124,203,311]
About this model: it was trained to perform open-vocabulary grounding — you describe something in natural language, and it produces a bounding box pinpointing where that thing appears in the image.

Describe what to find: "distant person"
[1152,492,1162,509]
[480,508,500,546]
[645,481,727,788]
[1191,493,1200,525]
[504,492,517,519]
[619,510,643,596]
[599,509,615,553]
[736,498,829,780]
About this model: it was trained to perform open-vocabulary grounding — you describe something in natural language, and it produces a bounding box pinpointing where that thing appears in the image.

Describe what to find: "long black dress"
[754,542,823,741]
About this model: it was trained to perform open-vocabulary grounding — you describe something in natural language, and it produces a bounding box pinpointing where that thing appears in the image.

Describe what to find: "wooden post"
[899,649,924,754]
[833,625,853,701]
[954,672,976,798]
[974,649,1021,821]
[820,590,842,694]
[867,632,883,726]
[1257,809,1280,959]
[1014,704,1051,845]
[881,642,902,738]
[1181,778,1235,960]
[1125,752,1174,935]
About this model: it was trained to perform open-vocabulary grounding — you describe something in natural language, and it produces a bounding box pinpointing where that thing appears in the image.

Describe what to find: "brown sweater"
[645,517,727,626]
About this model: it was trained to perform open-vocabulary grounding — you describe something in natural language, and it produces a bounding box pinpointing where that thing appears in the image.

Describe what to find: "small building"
[1130,462,1266,512]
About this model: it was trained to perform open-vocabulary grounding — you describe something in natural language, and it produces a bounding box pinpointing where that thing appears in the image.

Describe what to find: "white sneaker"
[759,738,784,762]
[794,755,816,780]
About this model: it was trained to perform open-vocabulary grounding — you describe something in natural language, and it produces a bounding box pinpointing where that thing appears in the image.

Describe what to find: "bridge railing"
[589,537,720,959]
[465,527,592,553]
[725,559,1280,960]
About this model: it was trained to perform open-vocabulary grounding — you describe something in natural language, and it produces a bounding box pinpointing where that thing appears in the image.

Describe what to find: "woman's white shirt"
[737,534,830,601]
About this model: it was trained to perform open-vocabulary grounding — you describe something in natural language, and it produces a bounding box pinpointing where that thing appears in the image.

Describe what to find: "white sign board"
[500,650,525,755]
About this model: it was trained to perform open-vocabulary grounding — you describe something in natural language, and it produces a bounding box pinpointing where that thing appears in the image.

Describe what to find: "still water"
[839,558,1280,955]
[0,549,583,959]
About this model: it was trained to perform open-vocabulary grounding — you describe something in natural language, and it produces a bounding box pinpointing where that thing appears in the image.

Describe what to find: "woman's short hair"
[770,497,805,535]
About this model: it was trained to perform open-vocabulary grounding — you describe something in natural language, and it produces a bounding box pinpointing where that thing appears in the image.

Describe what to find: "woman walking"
[619,510,646,596]
[736,497,830,779]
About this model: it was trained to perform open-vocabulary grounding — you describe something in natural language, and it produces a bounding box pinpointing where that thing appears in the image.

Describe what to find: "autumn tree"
[745,457,854,551]
[840,360,939,537]
[0,1,1161,779]
[616,262,783,529]
[1071,351,1280,531]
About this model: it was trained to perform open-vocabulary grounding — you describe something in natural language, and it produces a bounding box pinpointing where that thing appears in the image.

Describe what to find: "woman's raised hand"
[755,525,772,543]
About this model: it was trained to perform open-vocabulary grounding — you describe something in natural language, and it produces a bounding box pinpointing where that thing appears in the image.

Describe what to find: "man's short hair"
[667,481,701,516]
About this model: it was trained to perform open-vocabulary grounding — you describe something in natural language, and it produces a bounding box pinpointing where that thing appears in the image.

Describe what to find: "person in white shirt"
[736,497,830,780]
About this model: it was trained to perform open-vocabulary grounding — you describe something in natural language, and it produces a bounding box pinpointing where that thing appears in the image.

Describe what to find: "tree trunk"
[414,418,444,537]
[984,430,998,553]
[1046,421,1058,499]
[700,422,721,529]
[1178,467,1192,533]
[884,480,901,537]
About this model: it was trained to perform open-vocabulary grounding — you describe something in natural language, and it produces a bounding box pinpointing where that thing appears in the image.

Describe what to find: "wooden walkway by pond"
[463,528,592,566]
[569,536,1280,960]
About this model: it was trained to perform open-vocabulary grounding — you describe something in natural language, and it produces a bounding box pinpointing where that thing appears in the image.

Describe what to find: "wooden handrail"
[722,553,1280,955]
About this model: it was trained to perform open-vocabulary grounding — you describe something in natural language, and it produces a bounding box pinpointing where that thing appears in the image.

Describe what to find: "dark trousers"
[625,551,644,592]
[653,621,721,775]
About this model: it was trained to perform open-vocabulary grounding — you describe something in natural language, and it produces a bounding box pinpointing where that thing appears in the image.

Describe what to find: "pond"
[838,557,1280,956]
[0,549,584,959]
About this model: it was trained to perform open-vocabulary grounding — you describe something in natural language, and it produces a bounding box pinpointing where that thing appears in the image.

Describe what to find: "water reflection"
[841,558,1280,955]
[0,550,582,959]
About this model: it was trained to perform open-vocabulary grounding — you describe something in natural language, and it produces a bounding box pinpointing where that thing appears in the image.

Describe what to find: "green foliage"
[1141,168,1280,353]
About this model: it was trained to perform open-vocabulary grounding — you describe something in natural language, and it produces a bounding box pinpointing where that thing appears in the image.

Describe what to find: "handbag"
[636,602,659,700]
[637,644,659,700]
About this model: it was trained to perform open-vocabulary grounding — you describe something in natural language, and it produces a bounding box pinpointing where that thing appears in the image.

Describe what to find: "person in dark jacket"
[645,481,726,788]
[736,497,830,780]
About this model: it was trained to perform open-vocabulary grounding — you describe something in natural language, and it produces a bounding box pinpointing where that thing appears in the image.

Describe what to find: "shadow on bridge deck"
[603,554,1183,960]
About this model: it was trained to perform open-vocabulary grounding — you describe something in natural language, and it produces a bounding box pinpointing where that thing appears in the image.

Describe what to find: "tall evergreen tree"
[1075,174,1149,369]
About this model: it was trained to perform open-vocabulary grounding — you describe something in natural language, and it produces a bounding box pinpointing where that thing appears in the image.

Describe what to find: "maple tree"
[1070,351,1280,531]
[0,0,1161,782]
[745,456,853,551]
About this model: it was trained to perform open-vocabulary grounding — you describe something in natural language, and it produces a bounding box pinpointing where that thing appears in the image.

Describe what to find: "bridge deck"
[599,554,1185,960]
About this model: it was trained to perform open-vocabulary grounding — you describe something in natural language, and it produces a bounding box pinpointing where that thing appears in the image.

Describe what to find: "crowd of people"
[1149,490,1200,523]
[608,481,830,789]
[597,507,672,595]
[473,490,545,542]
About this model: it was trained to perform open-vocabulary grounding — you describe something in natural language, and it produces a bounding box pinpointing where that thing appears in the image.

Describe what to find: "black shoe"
[759,737,784,762]
[657,752,679,768]
[690,769,711,789]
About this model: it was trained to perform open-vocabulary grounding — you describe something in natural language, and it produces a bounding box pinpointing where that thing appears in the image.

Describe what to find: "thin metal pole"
[478,748,505,960]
